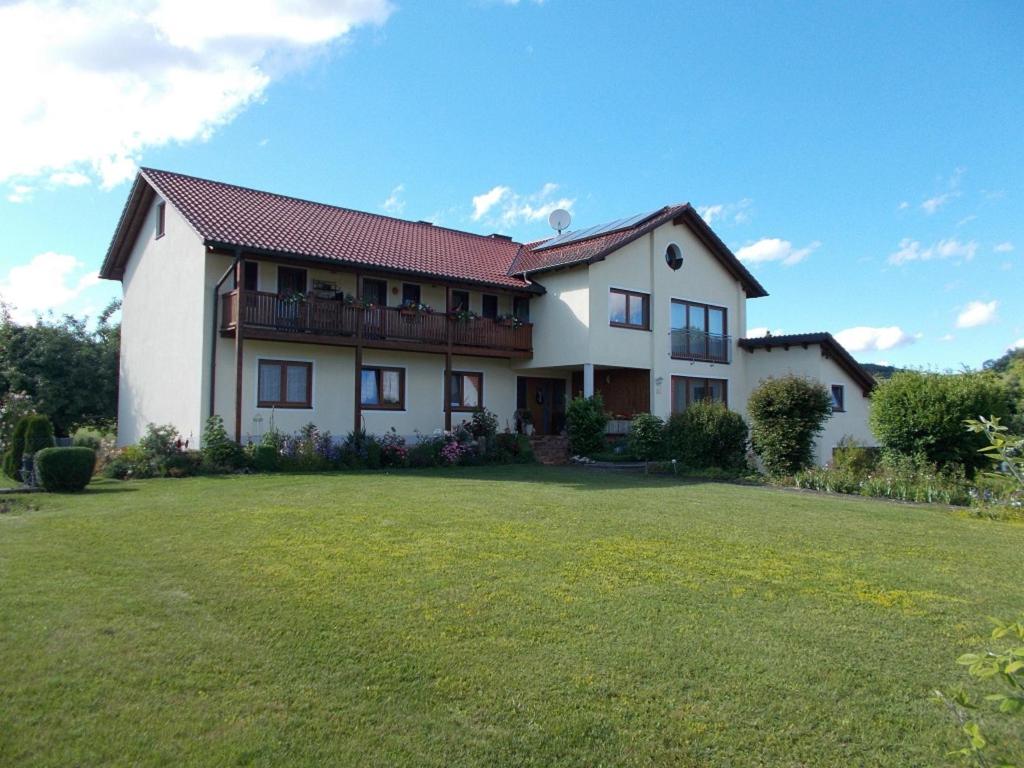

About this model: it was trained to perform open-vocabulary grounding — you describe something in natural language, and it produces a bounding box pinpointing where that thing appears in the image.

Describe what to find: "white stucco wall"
[742,344,877,465]
[521,265,591,369]
[117,198,208,445]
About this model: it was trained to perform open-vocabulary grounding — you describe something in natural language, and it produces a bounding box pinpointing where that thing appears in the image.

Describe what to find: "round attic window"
[665,243,684,271]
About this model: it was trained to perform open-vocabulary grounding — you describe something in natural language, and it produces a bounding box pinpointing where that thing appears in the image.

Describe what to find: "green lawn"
[2,467,1022,767]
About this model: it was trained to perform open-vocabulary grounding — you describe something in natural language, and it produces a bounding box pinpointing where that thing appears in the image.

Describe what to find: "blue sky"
[1,0,1020,368]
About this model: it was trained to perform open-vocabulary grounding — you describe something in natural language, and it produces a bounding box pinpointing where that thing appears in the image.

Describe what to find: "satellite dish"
[548,208,571,234]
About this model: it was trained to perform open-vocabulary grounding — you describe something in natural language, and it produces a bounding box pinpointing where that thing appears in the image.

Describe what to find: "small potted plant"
[496,313,523,328]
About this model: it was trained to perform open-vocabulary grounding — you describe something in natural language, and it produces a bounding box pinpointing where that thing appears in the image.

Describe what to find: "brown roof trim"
[515,203,769,299]
[738,332,876,395]
[203,239,545,295]
[99,175,156,280]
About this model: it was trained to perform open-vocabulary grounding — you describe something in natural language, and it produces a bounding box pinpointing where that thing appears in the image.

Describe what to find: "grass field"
[2,466,1022,766]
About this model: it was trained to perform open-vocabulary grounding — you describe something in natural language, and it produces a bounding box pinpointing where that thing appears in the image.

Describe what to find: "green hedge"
[34,447,96,493]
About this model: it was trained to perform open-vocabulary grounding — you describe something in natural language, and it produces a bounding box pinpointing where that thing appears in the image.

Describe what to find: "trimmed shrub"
[2,415,31,479]
[34,447,96,492]
[164,450,203,478]
[408,437,443,468]
[201,415,246,472]
[627,413,665,460]
[251,445,279,472]
[566,394,607,457]
[870,370,1009,473]
[23,414,56,456]
[748,376,831,475]
[666,401,749,470]
[71,427,105,451]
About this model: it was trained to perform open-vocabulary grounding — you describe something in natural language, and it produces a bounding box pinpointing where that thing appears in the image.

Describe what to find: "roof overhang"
[738,333,877,395]
[515,204,768,299]
[99,174,155,281]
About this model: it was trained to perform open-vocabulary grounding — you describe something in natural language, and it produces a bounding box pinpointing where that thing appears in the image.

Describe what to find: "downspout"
[208,257,238,421]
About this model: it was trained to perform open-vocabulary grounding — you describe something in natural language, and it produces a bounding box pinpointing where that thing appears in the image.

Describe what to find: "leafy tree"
[748,376,832,475]
[0,300,120,435]
[565,394,607,457]
[869,371,1008,473]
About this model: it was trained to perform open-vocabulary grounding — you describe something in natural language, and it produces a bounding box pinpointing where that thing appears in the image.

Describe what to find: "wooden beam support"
[354,272,363,433]
[444,285,453,431]
[232,252,245,442]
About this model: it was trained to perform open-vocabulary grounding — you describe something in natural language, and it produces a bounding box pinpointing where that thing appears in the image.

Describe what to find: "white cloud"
[0,252,103,323]
[697,198,752,225]
[735,238,820,267]
[471,182,574,228]
[0,0,394,192]
[1011,338,1024,351]
[940,333,955,342]
[888,237,978,265]
[994,241,1014,253]
[835,326,918,352]
[472,185,512,220]
[6,184,33,203]
[920,167,964,214]
[897,201,910,211]
[921,193,954,215]
[381,184,405,215]
[956,300,998,329]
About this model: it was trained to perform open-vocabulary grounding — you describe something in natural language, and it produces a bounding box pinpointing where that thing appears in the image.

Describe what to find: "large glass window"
[671,376,728,413]
[278,266,307,296]
[671,300,729,362]
[361,367,404,409]
[450,371,483,410]
[257,360,312,408]
[362,278,387,307]
[609,288,649,330]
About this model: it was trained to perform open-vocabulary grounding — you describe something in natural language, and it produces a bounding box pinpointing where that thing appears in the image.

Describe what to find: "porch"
[220,289,533,359]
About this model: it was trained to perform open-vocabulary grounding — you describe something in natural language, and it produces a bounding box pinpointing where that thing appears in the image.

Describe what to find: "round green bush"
[251,445,279,472]
[34,447,96,492]
[666,401,749,470]
[566,394,607,457]
[627,413,665,460]
[869,370,1009,472]
[747,376,831,475]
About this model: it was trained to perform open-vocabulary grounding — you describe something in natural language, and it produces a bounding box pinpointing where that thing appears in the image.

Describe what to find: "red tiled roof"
[100,169,767,299]
[102,168,533,290]
[512,204,768,298]
[510,207,684,274]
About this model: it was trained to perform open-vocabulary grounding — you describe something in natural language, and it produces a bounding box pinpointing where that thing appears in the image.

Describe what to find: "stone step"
[529,435,569,465]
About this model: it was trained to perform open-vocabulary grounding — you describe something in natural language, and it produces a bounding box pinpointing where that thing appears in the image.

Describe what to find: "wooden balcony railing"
[220,290,532,355]
[670,328,732,364]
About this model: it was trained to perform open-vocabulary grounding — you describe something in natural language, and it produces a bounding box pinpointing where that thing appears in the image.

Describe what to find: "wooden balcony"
[220,290,532,358]
[670,329,732,364]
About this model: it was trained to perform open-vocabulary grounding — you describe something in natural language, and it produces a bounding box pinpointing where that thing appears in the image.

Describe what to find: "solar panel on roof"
[532,209,661,251]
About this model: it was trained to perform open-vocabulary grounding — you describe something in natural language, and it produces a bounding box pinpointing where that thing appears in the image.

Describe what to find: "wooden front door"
[517,377,566,435]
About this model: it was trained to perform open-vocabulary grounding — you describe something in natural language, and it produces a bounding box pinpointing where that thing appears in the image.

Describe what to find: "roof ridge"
[139,167,525,246]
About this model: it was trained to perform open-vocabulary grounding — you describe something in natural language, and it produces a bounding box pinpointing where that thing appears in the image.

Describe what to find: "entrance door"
[517,377,567,435]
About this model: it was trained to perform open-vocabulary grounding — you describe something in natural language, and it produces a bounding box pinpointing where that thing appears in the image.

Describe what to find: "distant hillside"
[860,363,907,380]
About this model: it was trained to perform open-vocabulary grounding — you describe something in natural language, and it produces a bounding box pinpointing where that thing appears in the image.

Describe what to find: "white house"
[99,168,877,464]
